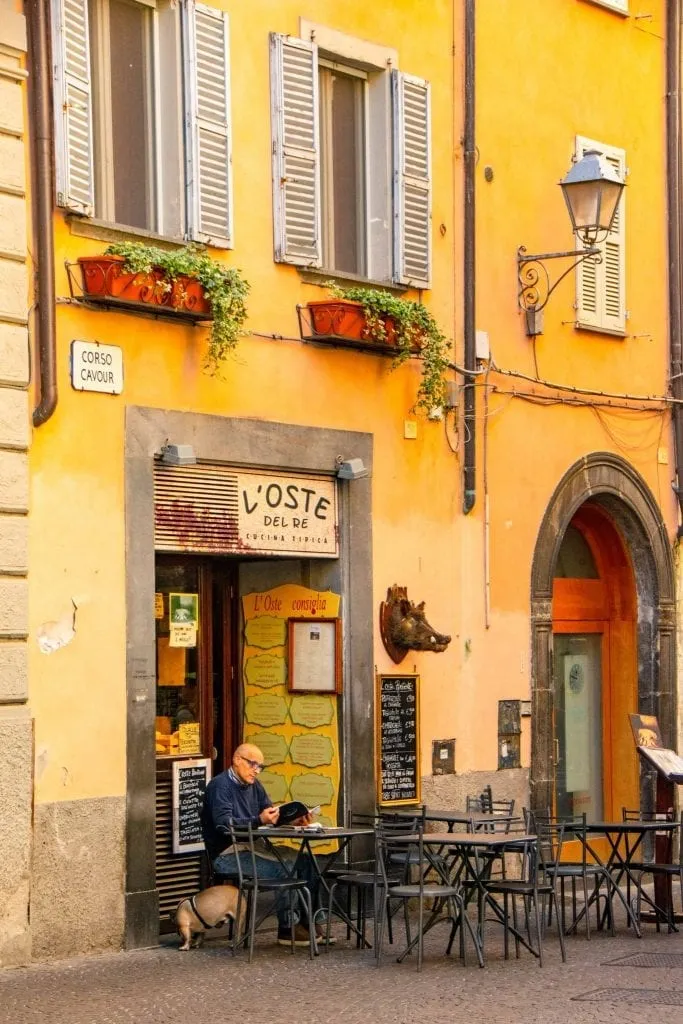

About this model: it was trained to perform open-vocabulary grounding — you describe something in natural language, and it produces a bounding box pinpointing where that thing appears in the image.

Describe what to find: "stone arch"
[530,452,676,814]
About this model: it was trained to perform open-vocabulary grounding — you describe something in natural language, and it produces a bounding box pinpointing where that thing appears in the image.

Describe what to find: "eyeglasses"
[240,755,265,773]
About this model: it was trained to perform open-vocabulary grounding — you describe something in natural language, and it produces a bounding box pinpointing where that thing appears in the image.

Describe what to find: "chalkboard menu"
[172,758,212,854]
[376,674,420,806]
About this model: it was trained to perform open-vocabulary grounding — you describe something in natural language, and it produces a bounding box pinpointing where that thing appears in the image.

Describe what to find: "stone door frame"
[529,452,676,815]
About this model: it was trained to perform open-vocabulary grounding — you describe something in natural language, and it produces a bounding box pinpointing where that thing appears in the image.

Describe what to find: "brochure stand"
[629,714,683,924]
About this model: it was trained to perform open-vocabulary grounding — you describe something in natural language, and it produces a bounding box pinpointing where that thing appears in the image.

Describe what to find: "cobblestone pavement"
[1,916,683,1024]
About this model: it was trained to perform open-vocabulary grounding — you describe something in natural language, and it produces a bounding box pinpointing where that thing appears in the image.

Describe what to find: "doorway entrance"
[551,503,637,821]
[154,557,238,930]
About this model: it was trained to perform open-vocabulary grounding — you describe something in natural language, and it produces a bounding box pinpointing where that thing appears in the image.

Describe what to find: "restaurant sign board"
[154,464,339,558]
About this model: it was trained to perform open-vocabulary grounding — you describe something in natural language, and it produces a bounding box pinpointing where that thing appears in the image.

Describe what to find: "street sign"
[70,340,123,394]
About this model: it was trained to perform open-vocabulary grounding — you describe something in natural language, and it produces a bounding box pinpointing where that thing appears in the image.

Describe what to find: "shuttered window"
[270,34,321,266]
[52,0,233,247]
[184,3,232,247]
[580,0,628,13]
[392,72,431,288]
[576,137,626,334]
[52,0,95,215]
[270,33,432,288]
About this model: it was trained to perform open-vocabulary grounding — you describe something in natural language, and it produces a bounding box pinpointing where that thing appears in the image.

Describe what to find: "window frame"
[88,0,159,231]
[52,0,233,247]
[318,58,369,278]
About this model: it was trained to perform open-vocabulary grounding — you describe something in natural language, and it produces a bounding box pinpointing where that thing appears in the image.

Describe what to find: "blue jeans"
[213,850,318,930]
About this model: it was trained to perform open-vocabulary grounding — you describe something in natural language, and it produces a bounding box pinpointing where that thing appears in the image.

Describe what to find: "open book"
[273,801,321,826]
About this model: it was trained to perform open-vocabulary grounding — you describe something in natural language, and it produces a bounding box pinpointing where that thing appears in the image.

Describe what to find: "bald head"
[232,743,265,784]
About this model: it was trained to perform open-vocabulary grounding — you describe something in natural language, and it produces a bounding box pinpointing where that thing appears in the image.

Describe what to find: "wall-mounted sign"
[154,464,339,558]
[376,674,420,806]
[70,340,123,394]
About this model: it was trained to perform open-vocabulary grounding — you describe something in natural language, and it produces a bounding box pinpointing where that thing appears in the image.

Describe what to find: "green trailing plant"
[105,242,249,372]
[326,283,451,412]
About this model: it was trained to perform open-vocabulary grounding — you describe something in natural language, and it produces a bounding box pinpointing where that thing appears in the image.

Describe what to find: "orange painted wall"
[28,0,677,805]
[454,0,677,773]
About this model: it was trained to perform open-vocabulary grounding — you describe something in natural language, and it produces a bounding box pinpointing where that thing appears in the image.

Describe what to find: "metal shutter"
[156,772,203,925]
[270,33,321,266]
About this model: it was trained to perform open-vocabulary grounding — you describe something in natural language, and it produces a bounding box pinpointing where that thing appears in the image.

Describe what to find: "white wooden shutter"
[184,2,232,248]
[576,136,626,333]
[584,0,628,13]
[51,0,94,215]
[270,34,321,266]
[392,71,431,288]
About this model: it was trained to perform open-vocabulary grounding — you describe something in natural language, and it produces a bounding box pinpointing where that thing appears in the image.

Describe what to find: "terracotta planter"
[77,255,212,316]
[306,299,397,347]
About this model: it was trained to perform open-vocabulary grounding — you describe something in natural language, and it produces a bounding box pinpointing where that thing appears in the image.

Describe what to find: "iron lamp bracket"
[517,244,601,336]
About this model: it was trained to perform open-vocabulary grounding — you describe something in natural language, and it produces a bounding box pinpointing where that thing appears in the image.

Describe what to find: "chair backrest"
[533,812,590,867]
[375,820,424,890]
[377,805,426,835]
[622,806,673,822]
[536,821,566,885]
[227,821,258,884]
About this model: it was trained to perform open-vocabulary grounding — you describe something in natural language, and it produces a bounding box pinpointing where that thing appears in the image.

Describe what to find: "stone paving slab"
[0,920,682,1024]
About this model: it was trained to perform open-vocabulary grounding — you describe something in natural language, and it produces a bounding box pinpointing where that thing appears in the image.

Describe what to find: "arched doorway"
[552,503,637,820]
[530,453,676,817]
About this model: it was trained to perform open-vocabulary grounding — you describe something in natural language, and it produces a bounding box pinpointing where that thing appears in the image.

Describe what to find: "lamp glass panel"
[563,180,600,233]
[597,180,623,232]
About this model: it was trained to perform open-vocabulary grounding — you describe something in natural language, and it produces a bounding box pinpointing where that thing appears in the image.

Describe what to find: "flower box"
[76,255,212,317]
[305,298,398,349]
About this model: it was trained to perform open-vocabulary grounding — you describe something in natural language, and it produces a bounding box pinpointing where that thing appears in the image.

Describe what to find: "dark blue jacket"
[201,768,272,861]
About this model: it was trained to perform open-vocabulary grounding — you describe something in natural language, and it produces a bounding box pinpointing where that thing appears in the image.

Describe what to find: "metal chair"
[628,809,683,933]
[374,821,483,971]
[481,825,567,967]
[228,823,317,961]
[533,811,613,939]
[324,813,377,948]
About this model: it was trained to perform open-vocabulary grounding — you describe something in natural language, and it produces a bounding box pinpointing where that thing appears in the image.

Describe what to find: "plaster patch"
[37,599,77,654]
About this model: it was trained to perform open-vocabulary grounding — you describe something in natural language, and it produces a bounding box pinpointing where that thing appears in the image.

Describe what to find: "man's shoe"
[277,924,313,947]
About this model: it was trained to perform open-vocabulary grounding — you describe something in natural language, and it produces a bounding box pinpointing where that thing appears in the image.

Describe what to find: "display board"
[629,713,683,783]
[172,758,212,854]
[376,674,420,806]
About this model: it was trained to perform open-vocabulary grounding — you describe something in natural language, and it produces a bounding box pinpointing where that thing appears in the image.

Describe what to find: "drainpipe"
[26,0,57,427]
[462,0,476,514]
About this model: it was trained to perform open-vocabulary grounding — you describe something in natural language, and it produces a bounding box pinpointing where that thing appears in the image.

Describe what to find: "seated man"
[201,742,333,946]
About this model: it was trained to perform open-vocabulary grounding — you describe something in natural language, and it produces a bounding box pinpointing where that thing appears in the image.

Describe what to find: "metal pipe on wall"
[462,0,476,514]
[667,0,683,533]
[26,0,58,427]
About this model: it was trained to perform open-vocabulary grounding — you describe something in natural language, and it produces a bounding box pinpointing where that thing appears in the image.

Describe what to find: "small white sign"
[71,341,123,394]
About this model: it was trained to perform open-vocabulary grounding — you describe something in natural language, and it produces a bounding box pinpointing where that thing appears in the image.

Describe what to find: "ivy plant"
[326,283,451,412]
[105,242,249,373]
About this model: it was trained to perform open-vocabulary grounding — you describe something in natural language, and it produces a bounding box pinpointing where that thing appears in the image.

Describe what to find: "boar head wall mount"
[379,585,452,665]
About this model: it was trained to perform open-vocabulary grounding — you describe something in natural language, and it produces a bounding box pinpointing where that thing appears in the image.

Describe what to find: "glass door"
[552,631,607,822]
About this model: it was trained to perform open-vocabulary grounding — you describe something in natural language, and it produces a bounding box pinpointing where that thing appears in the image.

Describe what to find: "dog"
[174,884,241,950]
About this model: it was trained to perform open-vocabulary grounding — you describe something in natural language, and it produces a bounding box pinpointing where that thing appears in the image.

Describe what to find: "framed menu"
[287,618,342,693]
[376,674,420,806]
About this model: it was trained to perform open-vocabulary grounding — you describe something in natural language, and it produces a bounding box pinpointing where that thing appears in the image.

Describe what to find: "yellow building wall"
[29,0,463,805]
[28,0,676,810]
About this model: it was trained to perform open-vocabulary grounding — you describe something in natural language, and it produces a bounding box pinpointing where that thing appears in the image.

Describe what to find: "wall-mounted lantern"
[517,149,625,336]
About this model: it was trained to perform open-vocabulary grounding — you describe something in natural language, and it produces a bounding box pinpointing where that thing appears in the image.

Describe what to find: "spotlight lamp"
[336,457,370,480]
[517,149,625,336]
[159,443,197,467]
